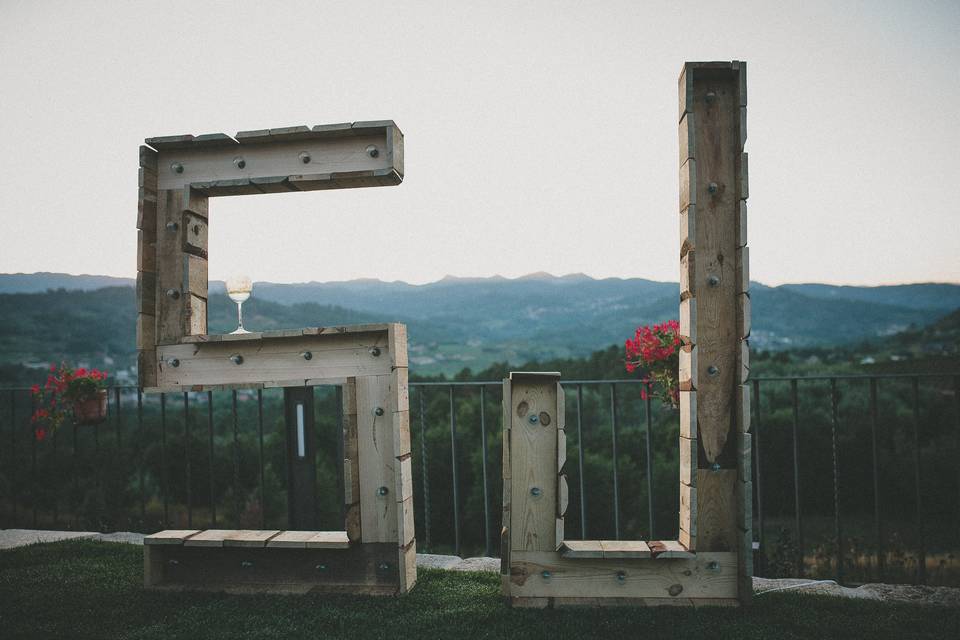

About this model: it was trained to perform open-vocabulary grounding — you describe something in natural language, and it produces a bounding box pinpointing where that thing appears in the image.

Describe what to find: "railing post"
[160,392,168,529]
[9,391,16,525]
[257,389,265,529]
[184,392,192,528]
[609,383,620,540]
[644,386,654,539]
[911,376,926,584]
[830,378,844,584]
[31,393,37,528]
[232,390,241,528]
[576,384,587,538]
[206,390,216,527]
[479,385,492,558]
[137,389,145,528]
[418,387,431,552]
[869,377,884,581]
[791,379,803,576]
[448,385,461,557]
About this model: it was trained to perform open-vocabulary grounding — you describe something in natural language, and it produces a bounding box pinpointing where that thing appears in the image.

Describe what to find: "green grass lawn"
[0,541,956,640]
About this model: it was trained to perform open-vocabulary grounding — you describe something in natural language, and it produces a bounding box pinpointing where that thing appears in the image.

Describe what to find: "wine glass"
[225,275,253,334]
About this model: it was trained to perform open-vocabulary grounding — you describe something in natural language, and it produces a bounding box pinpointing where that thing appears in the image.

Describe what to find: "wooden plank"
[140,144,158,171]
[740,340,750,384]
[738,432,752,484]
[556,381,566,431]
[138,349,157,388]
[679,390,696,439]
[687,64,741,477]
[600,540,651,558]
[738,528,753,605]
[736,383,751,433]
[510,551,737,599]
[136,313,156,350]
[182,254,207,299]
[679,346,697,392]
[679,113,695,166]
[395,456,413,502]
[680,436,697,488]
[388,323,408,368]
[737,247,750,294]
[356,375,397,543]
[679,298,696,345]
[342,378,361,541]
[557,429,566,473]
[738,480,753,532]
[509,375,559,552]
[265,530,317,548]
[136,271,156,316]
[680,250,695,300]
[397,496,415,547]
[696,469,738,552]
[137,230,157,272]
[739,152,749,199]
[501,378,512,568]
[183,529,241,547]
[137,193,157,231]
[680,205,695,256]
[398,540,417,593]
[679,159,696,212]
[144,529,201,545]
[649,540,695,559]
[155,333,393,389]
[155,189,186,344]
[738,293,751,339]
[223,530,281,547]
[738,200,747,247]
[182,210,208,258]
[305,531,350,549]
[153,129,401,194]
[186,293,206,336]
[557,474,568,517]
[560,540,605,558]
[680,484,697,541]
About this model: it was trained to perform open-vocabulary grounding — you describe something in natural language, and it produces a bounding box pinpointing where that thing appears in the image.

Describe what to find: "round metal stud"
[377,562,391,572]
[366,144,379,158]
[374,407,384,417]
[707,274,720,287]
[315,563,328,572]
[707,365,719,376]
[241,560,253,568]
[707,561,720,572]
[705,91,716,104]
[230,354,244,365]
[166,288,180,300]
[171,162,184,174]
[301,351,313,360]
[377,486,389,497]
[299,151,311,164]
[530,487,542,497]
[167,358,180,368]
[541,570,552,580]
[369,346,381,357]
[165,221,179,232]
[233,156,246,169]
[528,414,539,425]
[708,182,719,194]
[616,571,627,583]
[710,462,721,472]
[168,559,179,566]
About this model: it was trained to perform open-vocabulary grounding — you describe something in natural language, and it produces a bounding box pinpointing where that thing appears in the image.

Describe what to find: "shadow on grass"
[0,541,956,640]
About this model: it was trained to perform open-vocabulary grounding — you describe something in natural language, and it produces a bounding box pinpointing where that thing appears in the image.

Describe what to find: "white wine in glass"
[225,275,253,334]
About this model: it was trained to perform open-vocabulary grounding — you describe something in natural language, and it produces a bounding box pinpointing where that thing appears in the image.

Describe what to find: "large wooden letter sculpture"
[137,122,416,595]
[501,61,751,607]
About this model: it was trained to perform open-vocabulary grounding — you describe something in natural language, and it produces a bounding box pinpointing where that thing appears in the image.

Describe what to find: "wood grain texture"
[680,205,696,257]
[342,378,361,541]
[305,531,350,549]
[510,551,737,600]
[356,375,397,543]
[679,391,696,439]
[398,539,417,594]
[649,540,695,559]
[144,529,201,545]
[183,529,242,547]
[680,436,697,488]
[222,530,281,547]
[736,383,751,434]
[509,376,559,552]
[679,298,696,345]
[696,469,738,552]
[155,189,186,344]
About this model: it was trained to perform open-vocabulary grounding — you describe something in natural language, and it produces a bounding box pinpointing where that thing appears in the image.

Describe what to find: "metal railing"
[1,373,958,586]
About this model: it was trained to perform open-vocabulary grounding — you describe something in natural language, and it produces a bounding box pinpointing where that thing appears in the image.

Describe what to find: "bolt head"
[710,462,721,472]
[168,358,180,368]
[302,351,313,360]
[315,563,327,571]
[707,365,719,376]
[541,570,551,580]
[528,414,539,424]
[231,354,244,365]
[171,162,184,174]
[530,487,542,497]
[707,274,720,287]
[370,346,381,357]
[616,571,627,582]
[377,562,390,571]
[374,407,384,417]
[299,151,311,164]
[166,288,180,300]
[708,182,718,194]
[233,156,246,169]
[165,221,178,232]
[366,144,379,158]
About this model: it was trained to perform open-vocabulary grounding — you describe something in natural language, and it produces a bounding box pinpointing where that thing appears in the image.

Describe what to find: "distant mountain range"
[1,272,957,376]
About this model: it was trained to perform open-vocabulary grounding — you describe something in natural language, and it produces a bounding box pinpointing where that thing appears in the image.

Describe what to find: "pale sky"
[1,0,958,286]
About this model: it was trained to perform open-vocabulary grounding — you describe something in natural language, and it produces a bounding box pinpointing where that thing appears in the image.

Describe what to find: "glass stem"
[237,301,244,331]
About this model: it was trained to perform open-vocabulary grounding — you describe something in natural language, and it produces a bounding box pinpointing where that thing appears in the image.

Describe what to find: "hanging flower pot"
[31,363,110,438]
[73,388,108,425]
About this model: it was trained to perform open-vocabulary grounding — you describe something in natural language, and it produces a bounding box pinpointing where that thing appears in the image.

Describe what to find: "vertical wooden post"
[342,377,361,541]
[136,147,158,387]
[678,61,751,604]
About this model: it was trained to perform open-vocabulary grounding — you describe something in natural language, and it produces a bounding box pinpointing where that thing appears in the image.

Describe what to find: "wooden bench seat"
[560,540,694,559]
[143,529,393,594]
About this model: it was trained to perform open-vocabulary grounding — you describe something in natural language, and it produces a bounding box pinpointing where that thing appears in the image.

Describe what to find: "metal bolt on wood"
[530,486,542,497]
[301,351,312,360]
[233,157,245,169]
[707,365,719,376]
[366,144,379,158]
[298,151,311,164]
[708,181,718,193]
[369,347,381,357]
[377,486,389,496]
[170,162,183,174]
[229,354,243,365]
[374,406,384,416]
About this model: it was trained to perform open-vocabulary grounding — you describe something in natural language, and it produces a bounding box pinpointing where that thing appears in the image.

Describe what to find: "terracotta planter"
[73,389,108,425]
